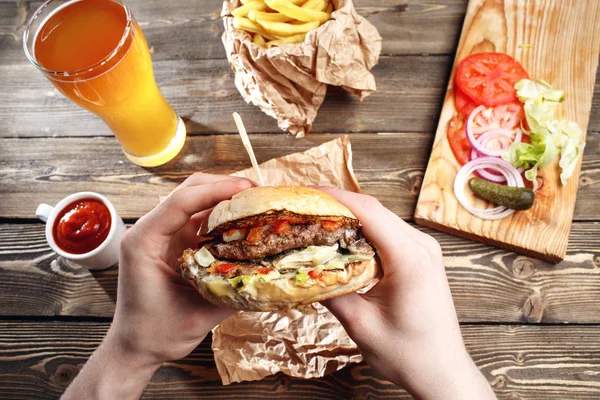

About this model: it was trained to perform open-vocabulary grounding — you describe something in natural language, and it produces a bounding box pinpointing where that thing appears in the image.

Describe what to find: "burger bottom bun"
[189,258,380,312]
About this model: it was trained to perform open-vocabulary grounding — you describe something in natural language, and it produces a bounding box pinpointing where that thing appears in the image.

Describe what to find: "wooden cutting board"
[414,0,600,263]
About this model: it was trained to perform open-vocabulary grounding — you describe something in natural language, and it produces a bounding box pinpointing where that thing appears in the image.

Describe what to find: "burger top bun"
[206,186,356,233]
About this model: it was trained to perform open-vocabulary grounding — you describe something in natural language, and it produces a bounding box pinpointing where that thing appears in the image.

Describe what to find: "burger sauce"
[52,198,111,254]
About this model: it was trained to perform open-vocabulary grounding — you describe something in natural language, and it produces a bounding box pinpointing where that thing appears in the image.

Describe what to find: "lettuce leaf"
[275,244,338,268]
[559,137,585,185]
[515,79,564,103]
[501,79,585,185]
[295,272,309,286]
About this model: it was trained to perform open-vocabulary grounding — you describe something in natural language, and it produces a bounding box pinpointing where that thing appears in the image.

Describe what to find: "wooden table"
[1,1,599,398]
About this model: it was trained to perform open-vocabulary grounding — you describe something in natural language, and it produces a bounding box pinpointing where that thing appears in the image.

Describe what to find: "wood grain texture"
[1,322,599,399]
[0,0,468,64]
[0,55,451,137]
[1,221,598,323]
[0,324,404,400]
[415,0,600,263]
[2,54,599,139]
[2,1,599,138]
[1,132,599,220]
[0,1,598,398]
[0,133,431,220]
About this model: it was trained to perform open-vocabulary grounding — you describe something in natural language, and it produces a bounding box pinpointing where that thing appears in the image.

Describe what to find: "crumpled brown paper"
[221,0,382,137]
[212,135,364,384]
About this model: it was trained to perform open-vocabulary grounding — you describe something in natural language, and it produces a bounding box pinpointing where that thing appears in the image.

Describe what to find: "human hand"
[316,187,495,400]
[62,174,255,400]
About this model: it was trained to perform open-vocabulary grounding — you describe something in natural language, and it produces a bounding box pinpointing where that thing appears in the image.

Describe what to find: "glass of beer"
[23,0,186,167]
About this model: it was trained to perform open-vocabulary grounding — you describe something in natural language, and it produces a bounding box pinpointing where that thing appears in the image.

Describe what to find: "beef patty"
[206,222,366,261]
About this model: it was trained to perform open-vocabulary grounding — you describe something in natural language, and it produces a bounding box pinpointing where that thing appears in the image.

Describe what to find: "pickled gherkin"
[468,178,535,210]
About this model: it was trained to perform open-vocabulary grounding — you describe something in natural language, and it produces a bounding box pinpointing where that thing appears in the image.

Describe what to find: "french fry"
[266,33,306,47]
[301,0,328,11]
[255,19,320,36]
[248,9,292,22]
[240,0,254,4]
[233,16,279,40]
[325,3,333,13]
[266,0,307,5]
[264,0,330,23]
[232,0,267,18]
[253,33,267,46]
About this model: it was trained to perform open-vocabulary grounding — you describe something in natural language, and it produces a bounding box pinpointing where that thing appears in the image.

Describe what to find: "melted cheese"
[204,279,236,298]
[242,277,258,298]
[239,271,281,298]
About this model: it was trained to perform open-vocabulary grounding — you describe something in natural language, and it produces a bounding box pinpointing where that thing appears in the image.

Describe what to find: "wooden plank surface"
[1,0,600,398]
[2,1,599,138]
[1,322,599,400]
[415,0,600,262]
[1,53,599,138]
[0,0,467,63]
[0,56,451,137]
[1,133,599,221]
[1,221,598,323]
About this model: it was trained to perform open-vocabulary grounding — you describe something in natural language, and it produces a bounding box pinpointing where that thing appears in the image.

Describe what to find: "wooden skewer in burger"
[178,114,380,311]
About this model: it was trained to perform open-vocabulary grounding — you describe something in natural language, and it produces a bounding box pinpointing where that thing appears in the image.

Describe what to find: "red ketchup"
[52,198,111,254]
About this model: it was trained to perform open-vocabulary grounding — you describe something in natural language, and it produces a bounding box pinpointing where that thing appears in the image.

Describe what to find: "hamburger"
[178,186,379,311]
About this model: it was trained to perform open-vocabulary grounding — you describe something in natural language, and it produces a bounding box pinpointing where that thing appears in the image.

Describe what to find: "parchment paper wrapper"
[212,135,364,384]
[221,0,382,137]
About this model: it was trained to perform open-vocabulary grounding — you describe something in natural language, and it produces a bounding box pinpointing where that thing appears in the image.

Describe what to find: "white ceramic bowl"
[36,192,126,270]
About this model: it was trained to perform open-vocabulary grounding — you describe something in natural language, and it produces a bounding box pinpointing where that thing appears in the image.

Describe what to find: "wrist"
[405,349,495,400]
[398,346,496,400]
[101,328,163,380]
[62,330,162,400]
[95,334,162,399]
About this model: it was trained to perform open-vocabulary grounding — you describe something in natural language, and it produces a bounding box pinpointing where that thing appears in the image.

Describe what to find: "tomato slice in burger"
[216,263,237,274]
[447,115,471,165]
[273,220,292,234]
[456,52,529,106]
[321,220,342,232]
[246,226,264,244]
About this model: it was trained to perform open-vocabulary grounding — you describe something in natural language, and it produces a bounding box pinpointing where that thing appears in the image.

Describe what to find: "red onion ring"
[467,123,515,159]
[477,129,517,156]
[470,150,507,182]
[470,150,526,182]
[466,105,487,137]
[466,106,523,156]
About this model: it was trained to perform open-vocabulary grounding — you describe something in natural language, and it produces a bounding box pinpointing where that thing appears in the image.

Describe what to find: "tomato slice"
[273,220,292,234]
[321,220,342,232]
[246,226,264,244]
[456,52,528,106]
[468,102,524,135]
[447,115,471,165]
[308,270,320,280]
[216,263,237,274]
[454,86,477,118]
